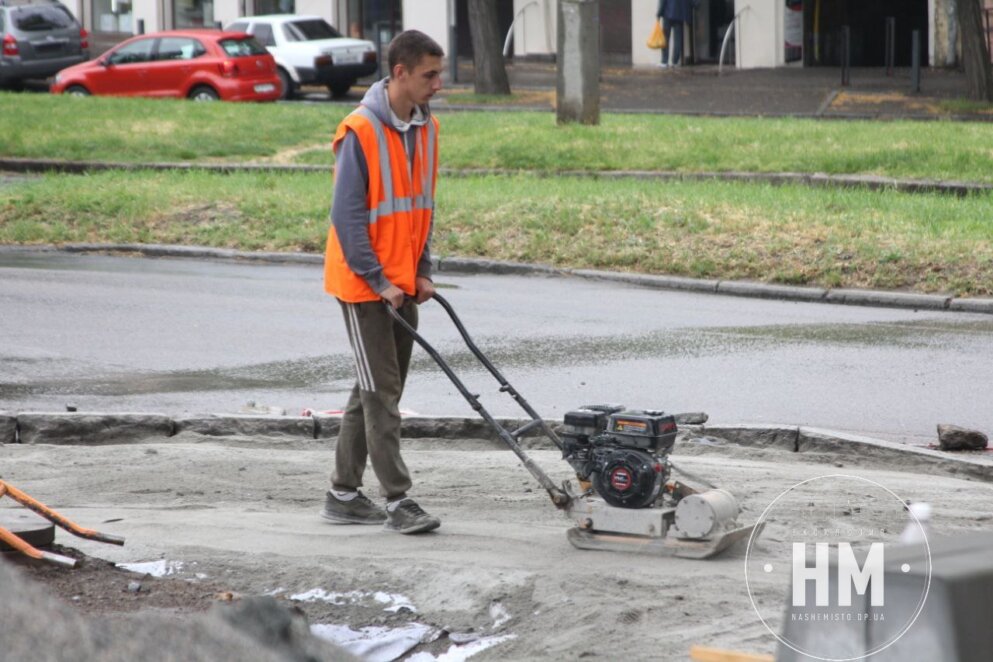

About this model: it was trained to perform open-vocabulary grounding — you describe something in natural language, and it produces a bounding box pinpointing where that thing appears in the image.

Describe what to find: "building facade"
[61,0,987,69]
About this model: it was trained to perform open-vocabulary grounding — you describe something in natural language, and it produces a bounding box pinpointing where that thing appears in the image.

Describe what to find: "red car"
[50,29,281,101]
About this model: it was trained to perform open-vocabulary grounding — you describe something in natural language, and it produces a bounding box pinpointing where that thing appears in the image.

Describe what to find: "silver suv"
[0,0,88,88]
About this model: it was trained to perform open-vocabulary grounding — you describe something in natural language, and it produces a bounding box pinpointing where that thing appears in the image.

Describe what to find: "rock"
[0,413,16,444]
[127,581,142,593]
[174,415,315,439]
[937,424,989,451]
[674,412,708,425]
[16,413,174,445]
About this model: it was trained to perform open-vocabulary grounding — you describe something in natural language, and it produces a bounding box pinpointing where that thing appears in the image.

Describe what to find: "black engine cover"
[591,448,662,509]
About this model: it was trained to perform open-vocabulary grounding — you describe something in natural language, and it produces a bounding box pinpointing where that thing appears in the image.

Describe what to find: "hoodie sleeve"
[417,202,434,281]
[331,129,392,295]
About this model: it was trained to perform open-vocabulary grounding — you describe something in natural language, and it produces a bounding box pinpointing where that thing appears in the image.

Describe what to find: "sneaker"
[320,490,386,525]
[384,498,441,534]
[657,62,668,69]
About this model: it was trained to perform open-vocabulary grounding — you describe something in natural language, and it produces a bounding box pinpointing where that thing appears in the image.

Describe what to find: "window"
[250,23,274,47]
[227,21,248,32]
[11,5,75,31]
[156,36,206,61]
[107,37,154,64]
[93,0,132,33]
[173,0,213,29]
[219,37,267,57]
[253,0,293,14]
[283,19,341,42]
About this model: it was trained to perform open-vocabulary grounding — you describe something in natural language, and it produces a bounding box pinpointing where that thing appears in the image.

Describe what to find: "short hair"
[388,30,444,73]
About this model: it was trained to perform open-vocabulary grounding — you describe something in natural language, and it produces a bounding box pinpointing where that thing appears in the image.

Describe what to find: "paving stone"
[0,413,16,444]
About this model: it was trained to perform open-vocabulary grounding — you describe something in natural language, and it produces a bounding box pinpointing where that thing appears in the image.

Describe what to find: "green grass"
[4,93,993,182]
[3,170,991,295]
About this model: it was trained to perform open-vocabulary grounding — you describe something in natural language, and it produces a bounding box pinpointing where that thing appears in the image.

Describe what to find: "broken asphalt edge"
[1,411,990,483]
[1,156,990,196]
[3,243,991,315]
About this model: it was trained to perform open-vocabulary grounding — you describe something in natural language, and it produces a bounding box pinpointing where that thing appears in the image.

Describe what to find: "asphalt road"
[2,250,992,445]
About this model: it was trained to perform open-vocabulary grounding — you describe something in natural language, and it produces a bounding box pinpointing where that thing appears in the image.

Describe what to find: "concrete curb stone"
[716,281,828,301]
[174,415,316,439]
[699,423,799,450]
[0,413,16,444]
[798,427,993,481]
[948,297,993,314]
[314,414,558,443]
[825,289,951,310]
[570,268,720,293]
[16,412,174,445]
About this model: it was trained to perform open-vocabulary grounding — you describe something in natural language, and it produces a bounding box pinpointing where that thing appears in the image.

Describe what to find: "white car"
[226,14,377,99]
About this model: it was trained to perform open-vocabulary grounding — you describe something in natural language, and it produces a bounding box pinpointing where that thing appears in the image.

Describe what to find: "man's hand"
[414,276,436,304]
[380,284,406,309]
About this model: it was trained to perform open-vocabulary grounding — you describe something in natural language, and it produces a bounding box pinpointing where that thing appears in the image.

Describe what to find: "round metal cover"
[0,509,56,551]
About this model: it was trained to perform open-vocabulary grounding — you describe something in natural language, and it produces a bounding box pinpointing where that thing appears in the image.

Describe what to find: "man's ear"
[391,63,407,80]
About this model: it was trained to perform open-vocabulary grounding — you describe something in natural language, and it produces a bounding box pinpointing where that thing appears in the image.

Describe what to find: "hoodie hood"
[360,78,431,132]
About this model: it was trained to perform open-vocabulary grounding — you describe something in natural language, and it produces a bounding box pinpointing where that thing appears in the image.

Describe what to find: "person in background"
[657,0,695,68]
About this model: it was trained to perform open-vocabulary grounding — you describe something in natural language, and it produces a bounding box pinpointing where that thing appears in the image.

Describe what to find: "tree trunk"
[956,0,993,101]
[467,0,511,95]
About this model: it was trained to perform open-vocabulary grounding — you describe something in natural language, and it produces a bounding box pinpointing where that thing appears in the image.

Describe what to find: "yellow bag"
[647,19,667,50]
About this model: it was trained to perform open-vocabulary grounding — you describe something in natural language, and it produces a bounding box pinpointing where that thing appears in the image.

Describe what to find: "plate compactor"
[387,294,762,559]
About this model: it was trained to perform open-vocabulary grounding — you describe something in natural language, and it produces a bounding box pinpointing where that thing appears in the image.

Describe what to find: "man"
[320,30,444,535]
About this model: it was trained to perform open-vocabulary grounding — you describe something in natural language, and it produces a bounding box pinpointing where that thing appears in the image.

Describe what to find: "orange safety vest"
[324,105,439,303]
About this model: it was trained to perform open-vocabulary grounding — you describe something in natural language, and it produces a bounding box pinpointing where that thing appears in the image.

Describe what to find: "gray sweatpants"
[331,298,418,499]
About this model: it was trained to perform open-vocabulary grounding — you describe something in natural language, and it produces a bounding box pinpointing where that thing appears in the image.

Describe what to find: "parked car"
[225,14,377,100]
[50,29,281,102]
[0,0,88,89]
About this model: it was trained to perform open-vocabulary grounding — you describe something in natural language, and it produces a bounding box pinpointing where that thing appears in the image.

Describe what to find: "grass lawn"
[4,93,993,182]
[3,170,991,296]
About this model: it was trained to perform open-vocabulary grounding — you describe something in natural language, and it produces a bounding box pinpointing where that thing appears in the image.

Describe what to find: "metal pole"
[885,17,895,76]
[448,0,458,83]
[841,25,850,86]
[911,29,921,93]
[136,18,144,35]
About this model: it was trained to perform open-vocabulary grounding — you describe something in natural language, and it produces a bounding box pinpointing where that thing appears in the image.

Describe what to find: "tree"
[467,0,511,95]
[956,0,993,101]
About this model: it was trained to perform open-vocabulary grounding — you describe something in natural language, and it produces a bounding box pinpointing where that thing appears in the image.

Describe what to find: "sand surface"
[2,433,992,660]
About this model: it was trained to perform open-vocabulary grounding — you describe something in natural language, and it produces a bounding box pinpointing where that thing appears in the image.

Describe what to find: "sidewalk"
[428,59,992,120]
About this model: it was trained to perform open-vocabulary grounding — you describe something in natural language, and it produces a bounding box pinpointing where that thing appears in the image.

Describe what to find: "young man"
[320,30,444,535]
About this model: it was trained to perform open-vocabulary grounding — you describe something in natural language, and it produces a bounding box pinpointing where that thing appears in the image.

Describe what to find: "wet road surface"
[2,250,992,445]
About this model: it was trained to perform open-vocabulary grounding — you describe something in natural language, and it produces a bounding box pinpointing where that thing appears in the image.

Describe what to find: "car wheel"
[328,81,353,99]
[189,86,219,102]
[277,69,295,100]
[65,85,90,97]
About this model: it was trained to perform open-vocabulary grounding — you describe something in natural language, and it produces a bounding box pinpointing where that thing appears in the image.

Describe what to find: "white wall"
[213,0,241,29]
[735,0,782,68]
[295,0,334,22]
[402,0,452,55]
[132,0,161,33]
[511,0,554,57]
[631,0,658,66]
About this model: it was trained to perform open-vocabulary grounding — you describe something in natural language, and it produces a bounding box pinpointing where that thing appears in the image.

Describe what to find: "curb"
[2,157,990,196]
[6,244,993,315]
[2,411,989,481]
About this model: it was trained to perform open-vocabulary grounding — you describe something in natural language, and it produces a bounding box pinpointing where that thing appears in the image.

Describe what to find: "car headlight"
[54,73,61,83]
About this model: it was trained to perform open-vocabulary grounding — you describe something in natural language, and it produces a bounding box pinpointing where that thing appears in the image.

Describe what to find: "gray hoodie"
[330,78,434,296]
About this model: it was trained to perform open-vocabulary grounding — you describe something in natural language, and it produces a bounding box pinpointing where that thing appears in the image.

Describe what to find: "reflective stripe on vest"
[354,106,435,224]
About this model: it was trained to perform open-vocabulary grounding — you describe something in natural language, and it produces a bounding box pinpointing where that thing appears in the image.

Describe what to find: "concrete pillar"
[556,0,600,125]
[402,0,452,56]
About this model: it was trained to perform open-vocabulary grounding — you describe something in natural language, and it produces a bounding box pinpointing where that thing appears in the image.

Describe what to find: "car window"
[107,38,155,65]
[227,22,248,33]
[250,23,274,47]
[11,5,76,31]
[218,37,267,57]
[156,37,206,61]
[283,19,341,42]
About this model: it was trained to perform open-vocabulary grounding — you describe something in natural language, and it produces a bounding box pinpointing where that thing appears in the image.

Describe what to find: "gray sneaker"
[321,490,386,525]
[384,499,441,534]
